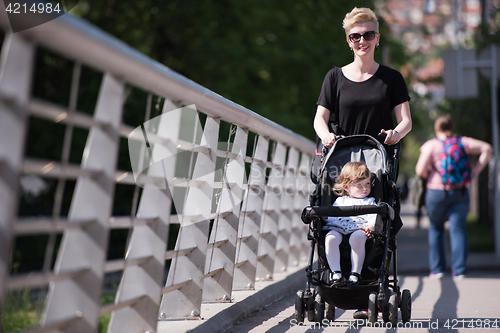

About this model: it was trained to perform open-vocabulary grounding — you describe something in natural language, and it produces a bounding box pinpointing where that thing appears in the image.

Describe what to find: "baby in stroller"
[324,161,376,287]
[298,134,411,326]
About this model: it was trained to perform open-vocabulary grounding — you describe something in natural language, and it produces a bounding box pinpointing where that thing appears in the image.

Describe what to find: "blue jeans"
[426,188,469,276]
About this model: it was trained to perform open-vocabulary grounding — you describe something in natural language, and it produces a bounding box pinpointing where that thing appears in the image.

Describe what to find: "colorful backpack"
[439,136,471,186]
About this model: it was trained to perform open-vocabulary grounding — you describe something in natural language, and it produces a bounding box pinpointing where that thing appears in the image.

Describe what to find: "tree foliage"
[72,0,406,140]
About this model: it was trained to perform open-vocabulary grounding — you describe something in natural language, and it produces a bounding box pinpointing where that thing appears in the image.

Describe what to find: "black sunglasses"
[348,31,378,43]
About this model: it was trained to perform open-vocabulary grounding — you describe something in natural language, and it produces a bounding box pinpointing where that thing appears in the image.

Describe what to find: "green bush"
[467,214,495,252]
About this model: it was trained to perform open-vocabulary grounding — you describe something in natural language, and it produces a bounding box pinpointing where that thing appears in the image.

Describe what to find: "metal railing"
[0,7,314,333]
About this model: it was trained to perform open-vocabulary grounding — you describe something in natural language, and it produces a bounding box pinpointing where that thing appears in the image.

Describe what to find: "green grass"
[98,313,112,333]
[98,292,117,333]
[467,215,495,252]
[2,289,44,332]
[2,289,118,333]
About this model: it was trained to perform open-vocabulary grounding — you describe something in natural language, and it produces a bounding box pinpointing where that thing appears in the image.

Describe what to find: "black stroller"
[298,134,412,326]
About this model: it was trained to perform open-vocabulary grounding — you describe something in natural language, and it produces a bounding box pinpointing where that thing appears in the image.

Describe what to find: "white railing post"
[232,135,269,290]
[202,126,248,302]
[255,142,287,281]
[0,33,35,319]
[274,148,299,272]
[108,100,181,333]
[43,74,124,333]
[291,154,312,265]
[160,114,219,318]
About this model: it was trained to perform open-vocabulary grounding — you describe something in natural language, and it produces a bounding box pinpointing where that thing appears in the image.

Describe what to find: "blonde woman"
[314,7,412,153]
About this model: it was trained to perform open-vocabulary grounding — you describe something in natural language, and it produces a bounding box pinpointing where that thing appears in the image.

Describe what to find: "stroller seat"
[316,168,386,287]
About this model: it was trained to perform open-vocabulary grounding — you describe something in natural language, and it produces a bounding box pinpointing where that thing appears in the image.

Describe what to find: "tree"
[71,0,406,140]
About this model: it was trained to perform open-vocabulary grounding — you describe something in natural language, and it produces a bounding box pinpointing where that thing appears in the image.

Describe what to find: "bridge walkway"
[165,202,500,333]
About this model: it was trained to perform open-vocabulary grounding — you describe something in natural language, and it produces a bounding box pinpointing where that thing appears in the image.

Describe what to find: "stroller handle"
[301,203,395,224]
[378,132,401,182]
[377,132,401,157]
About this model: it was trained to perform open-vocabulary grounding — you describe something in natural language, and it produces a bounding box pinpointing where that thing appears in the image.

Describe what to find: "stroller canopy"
[320,135,388,180]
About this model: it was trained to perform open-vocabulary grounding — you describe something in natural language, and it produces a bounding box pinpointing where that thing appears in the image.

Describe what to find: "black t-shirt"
[316,65,410,139]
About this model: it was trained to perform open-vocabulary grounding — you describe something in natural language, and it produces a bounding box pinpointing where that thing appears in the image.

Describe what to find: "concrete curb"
[186,267,307,333]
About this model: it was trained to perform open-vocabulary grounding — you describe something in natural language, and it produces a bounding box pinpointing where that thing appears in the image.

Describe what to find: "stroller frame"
[298,134,412,326]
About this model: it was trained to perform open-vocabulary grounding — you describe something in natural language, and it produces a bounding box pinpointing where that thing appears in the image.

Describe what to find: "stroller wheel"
[386,291,398,327]
[295,290,305,324]
[314,292,324,323]
[307,289,316,322]
[325,302,335,321]
[368,292,377,324]
[401,289,412,323]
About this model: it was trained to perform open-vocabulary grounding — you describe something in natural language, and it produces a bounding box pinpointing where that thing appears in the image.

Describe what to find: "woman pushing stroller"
[324,161,376,287]
[312,7,412,319]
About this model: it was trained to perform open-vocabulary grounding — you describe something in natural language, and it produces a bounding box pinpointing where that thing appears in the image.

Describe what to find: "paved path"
[162,202,500,333]
[226,272,500,332]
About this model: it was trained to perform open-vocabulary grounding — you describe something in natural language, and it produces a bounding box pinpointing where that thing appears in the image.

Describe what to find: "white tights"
[325,229,367,275]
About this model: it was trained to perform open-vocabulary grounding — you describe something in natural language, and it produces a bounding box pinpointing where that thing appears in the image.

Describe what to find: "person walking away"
[415,114,492,280]
[313,7,412,319]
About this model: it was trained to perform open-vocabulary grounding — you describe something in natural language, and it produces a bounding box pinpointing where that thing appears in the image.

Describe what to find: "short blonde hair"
[342,7,379,36]
[334,161,372,196]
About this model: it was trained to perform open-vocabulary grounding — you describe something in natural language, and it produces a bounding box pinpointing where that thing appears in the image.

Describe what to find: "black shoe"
[346,272,361,287]
[329,271,344,286]
[353,309,368,319]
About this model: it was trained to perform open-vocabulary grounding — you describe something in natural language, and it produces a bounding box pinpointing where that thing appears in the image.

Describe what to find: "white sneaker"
[429,272,444,279]
[452,272,466,281]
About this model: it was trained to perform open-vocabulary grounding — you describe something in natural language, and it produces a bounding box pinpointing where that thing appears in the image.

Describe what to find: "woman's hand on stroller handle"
[379,130,400,146]
[322,134,345,150]
[322,132,336,149]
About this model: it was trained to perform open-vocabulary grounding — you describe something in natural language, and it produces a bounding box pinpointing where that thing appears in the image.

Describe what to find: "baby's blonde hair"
[342,7,379,37]
[334,161,372,196]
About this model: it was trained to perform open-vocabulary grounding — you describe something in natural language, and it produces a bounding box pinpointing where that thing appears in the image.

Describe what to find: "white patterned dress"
[323,196,377,235]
